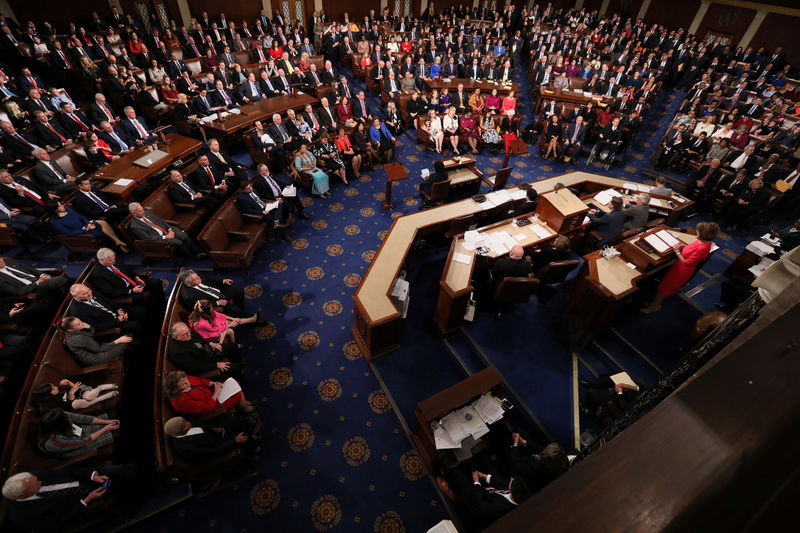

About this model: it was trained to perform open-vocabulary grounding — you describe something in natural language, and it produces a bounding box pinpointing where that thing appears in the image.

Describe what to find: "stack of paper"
[593,188,623,205]
[452,252,472,264]
[457,406,490,439]
[749,257,776,278]
[610,372,636,387]
[746,240,775,257]
[217,377,242,404]
[644,233,670,253]
[281,185,296,197]
[530,224,552,239]
[264,201,280,212]
[472,394,505,425]
[464,230,484,249]
[510,189,528,200]
[761,233,781,247]
[440,411,470,443]
[649,198,666,207]
[487,189,513,205]
[432,423,461,450]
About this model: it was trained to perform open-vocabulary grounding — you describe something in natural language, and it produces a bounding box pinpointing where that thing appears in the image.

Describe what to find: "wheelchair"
[586,141,620,170]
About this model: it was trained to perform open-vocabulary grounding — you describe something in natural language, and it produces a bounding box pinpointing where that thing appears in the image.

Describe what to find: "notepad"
[112,178,133,186]
[644,233,670,253]
[472,394,505,425]
[452,252,472,264]
[281,185,297,197]
[265,201,280,212]
[217,377,242,404]
[610,372,637,387]
[432,423,461,450]
[513,233,527,242]
[510,189,527,200]
[530,224,551,239]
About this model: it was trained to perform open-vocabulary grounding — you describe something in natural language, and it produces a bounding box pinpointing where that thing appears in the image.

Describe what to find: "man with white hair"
[268,113,295,151]
[32,147,76,195]
[2,465,136,531]
[119,106,155,145]
[126,202,207,259]
[87,93,119,125]
[89,247,166,308]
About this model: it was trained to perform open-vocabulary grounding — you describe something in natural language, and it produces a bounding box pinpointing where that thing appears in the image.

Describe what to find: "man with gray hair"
[167,320,242,377]
[2,465,136,531]
[622,193,651,230]
[268,113,295,151]
[119,106,155,145]
[126,202,207,259]
[163,416,257,462]
[89,247,166,308]
[178,269,247,318]
[32,147,76,195]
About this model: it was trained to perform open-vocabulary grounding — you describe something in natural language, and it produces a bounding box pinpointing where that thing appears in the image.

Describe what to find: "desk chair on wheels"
[493,275,540,319]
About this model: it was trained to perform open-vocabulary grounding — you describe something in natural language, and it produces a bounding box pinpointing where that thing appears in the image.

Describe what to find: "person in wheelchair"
[654,123,688,171]
[589,117,623,167]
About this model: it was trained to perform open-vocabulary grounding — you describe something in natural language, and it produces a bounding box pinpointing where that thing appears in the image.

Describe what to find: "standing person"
[642,222,720,313]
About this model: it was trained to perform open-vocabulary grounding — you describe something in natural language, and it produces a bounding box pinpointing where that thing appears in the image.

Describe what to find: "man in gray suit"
[126,202,206,259]
[32,148,76,195]
[623,193,650,230]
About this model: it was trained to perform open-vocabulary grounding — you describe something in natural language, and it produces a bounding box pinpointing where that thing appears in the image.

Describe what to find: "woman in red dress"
[642,222,719,313]
[165,370,254,415]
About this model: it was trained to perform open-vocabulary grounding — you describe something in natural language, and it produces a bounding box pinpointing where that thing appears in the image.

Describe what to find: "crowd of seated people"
[0,2,798,531]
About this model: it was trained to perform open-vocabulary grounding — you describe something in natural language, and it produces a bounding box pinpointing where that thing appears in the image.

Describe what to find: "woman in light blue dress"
[294,142,330,198]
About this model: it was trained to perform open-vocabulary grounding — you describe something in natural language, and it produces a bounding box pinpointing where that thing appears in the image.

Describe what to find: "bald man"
[491,245,532,287]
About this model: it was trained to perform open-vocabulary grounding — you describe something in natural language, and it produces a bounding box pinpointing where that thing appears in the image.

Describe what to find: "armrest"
[173,202,196,211]
[113,296,133,305]
[0,323,19,332]
[165,219,182,227]
[93,327,122,338]
[590,231,603,241]
[68,360,121,377]
[227,231,251,241]
[241,213,263,224]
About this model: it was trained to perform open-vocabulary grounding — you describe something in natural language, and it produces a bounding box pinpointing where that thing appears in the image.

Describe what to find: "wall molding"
[708,0,800,17]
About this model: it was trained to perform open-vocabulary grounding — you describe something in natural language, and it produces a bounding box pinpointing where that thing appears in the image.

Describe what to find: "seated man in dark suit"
[510,188,539,217]
[67,283,145,334]
[87,94,119,126]
[97,121,132,154]
[119,106,156,146]
[0,170,58,217]
[419,160,449,201]
[251,120,286,170]
[351,91,372,123]
[190,154,232,198]
[205,138,247,187]
[192,89,218,117]
[0,255,70,300]
[2,464,137,533]
[237,182,284,226]
[58,103,95,139]
[562,116,586,164]
[167,321,243,378]
[165,53,188,78]
[32,111,70,150]
[1,120,41,156]
[719,178,770,228]
[587,196,626,247]
[238,73,264,103]
[268,114,296,153]
[446,465,532,528]
[507,433,569,494]
[72,177,129,226]
[685,158,724,200]
[491,245,533,291]
[210,80,238,109]
[23,88,56,119]
[0,196,48,242]
[530,235,572,272]
[91,247,165,309]
[167,169,221,212]
[127,202,207,260]
[163,416,258,463]
[252,163,308,222]
[179,269,252,319]
[32,147,75,195]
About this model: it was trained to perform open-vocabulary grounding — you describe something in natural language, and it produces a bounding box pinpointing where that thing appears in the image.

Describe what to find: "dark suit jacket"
[119,116,152,143]
[588,209,627,245]
[0,257,44,297]
[465,476,517,526]
[237,81,263,102]
[87,102,117,125]
[0,176,50,210]
[127,211,176,241]
[168,332,224,374]
[89,261,141,299]
[58,111,93,136]
[351,99,371,120]
[33,159,72,194]
[491,257,533,285]
[8,467,99,532]
[210,88,237,107]
[67,294,122,331]
[170,419,246,463]
[33,121,69,147]
[167,180,201,204]
[190,165,226,191]
[253,173,292,201]
[508,446,559,493]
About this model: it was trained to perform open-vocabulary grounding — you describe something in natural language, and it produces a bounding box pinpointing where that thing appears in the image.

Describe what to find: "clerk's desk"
[352,171,641,360]
[568,226,699,341]
[439,155,484,197]
[583,184,694,226]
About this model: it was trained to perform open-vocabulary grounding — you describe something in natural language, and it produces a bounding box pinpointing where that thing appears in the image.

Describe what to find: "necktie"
[101,105,113,120]
[131,118,147,138]
[13,133,34,149]
[196,283,221,298]
[70,114,89,131]
[265,176,280,196]
[48,125,66,142]
[28,76,38,89]
[214,152,226,164]
[3,266,35,283]
[311,113,319,129]
[785,171,798,186]
[179,181,196,196]
[38,483,87,498]
[361,101,366,115]
[21,186,45,205]
[205,166,215,185]
[88,298,115,315]
[111,132,128,151]
[571,126,578,143]
[251,192,266,209]
[142,217,167,235]
[109,266,136,286]
[60,51,71,68]
[87,191,109,210]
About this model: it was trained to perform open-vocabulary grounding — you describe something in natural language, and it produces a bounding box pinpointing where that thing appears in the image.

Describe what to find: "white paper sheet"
[644,234,670,253]
[513,233,527,242]
[433,423,461,450]
[281,185,296,197]
[113,178,134,186]
[264,201,280,212]
[217,377,242,404]
[441,411,470,443]
[746,240,775,257]
[530,224,551,239]
[472,394,505,425]
[510,189,527,200]
[452,252,472,264]
[656,230,681,247]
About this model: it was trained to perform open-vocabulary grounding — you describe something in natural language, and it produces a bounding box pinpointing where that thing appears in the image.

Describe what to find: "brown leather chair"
[198,202,267,275]
[483,166,512,191]
[494,275,540,319]
[143,184,207,235]
[421,179,450,206]
[43,214,103,262]
[445,214,476,239]
[536,259,580,286]
[415,116,435,150]
[118,214,177,265]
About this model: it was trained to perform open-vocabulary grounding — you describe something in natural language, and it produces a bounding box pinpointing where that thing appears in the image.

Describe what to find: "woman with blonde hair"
[164,370,254,415]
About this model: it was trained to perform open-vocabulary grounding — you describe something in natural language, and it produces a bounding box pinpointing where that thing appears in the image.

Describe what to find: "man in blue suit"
[119,106,156,145]
[165,52,189,78]
[237,73,264,103]
[237,182,284,225]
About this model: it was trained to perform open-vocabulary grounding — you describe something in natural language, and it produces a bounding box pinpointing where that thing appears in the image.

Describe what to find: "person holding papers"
[586,196,626,247]
[642,222,719,313]
[163,416,259,463]
[164,370,254,415]
[579,373,643,421]
[253,163,309,223]
[419,160,449,201]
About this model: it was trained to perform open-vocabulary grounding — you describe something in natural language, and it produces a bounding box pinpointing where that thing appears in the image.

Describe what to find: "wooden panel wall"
[8,0,110,31]
[644,0,699,31]
[321,0,381,23]
[186,0,262,25]
[608,0,644,20]
[751,12,799,66]
[695,2,755,45]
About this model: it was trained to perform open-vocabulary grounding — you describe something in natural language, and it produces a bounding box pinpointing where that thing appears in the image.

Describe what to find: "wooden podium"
[535,188,589,233]
[382,162,408,210]
[502,138,528,169]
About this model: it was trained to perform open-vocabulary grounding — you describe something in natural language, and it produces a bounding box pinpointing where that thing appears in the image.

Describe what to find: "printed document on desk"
[441,411,470,443]
[458,406,490,439]
[644,233,670,253]
[472,393,504,425]
[433,422,461,450]
[530,224,552,239]
[655,230,681,247]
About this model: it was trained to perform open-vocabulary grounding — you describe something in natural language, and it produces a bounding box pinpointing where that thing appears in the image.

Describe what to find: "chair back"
[536,260,580,286]
[494,276,540,304]
[446,214,476,239]
[492,167,512,191]
[428,179,451,203]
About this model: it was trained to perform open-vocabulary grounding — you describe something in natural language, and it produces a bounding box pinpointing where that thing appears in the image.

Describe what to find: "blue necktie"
[112,132,128,151]
[88,191,109,210]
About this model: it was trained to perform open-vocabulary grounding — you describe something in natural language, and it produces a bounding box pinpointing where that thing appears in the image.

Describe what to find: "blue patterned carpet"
[11,58,788,533]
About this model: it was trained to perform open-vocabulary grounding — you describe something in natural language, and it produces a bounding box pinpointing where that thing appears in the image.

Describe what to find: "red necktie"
[48,125,66,142]
[102,105,113,120]
[311,113,319,129]
[205,166,215,185]
[110,266,136,286]
[22,188,45,205]
[361,101,366,114]
[29,76,38,89]
[60,51,71,68]
[143,217,166,233]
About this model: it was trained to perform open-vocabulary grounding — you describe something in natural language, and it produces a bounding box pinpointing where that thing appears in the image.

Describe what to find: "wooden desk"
[436,215,558,333]
[441,155,483,196]
[95,133,202,203]
[424,78,519,95]
[583,186,694,227]
[411,367,504,469]
[382,162,408,210]
[535,87,605,114]
[352,172,641,360]
[568,227,697,340]
[197,93,319,141]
